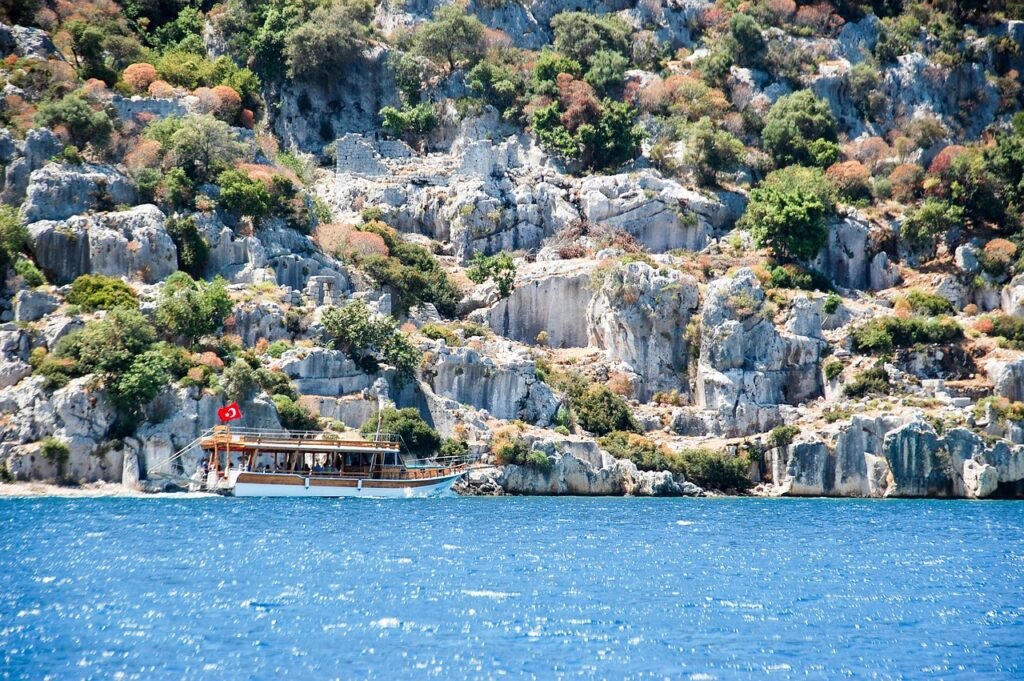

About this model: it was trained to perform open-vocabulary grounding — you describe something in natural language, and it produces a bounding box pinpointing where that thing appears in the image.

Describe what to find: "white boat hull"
[221,470,463,498]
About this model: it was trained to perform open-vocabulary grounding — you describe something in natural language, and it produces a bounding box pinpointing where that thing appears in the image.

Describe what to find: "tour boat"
[187,425,468,498]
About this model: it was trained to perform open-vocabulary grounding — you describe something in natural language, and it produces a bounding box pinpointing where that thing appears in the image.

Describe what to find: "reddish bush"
[122,63,157,93]
[557,76,600,132]
[124,138,163,173]
[794,2,843,33]
[826,160,871,200]
[762,0,796,22]
[973,317,995,335]
[888,163,924,202]
[147,80,176,99]
[239,108,255,129]
[197,352,224,370]
[928,145,969,175]
[211,85,242,120]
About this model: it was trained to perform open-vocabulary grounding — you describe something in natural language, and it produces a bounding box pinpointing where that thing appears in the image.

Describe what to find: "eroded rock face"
[587,259,700,401]
[579,172,728,252]
[28,204,177,284]
[23,163,136,223]
[767,416,1024,498]
[812,215,899,291]
[425,340,560,424]
[693,269,826,437]
[275,347,376,397]
[483,259,596,348]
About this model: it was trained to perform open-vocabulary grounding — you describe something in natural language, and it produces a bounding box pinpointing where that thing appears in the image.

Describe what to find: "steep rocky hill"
[2,0,1024,497]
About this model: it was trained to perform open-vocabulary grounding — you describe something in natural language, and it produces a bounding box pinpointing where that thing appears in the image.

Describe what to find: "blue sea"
[1,497,1022,680]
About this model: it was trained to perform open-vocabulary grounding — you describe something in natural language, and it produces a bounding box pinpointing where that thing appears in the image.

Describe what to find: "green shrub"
[361,407,440,458]
[684,117,745,186]
[0,204,28,273]
[739,165,836,261]
[411,4,486,71]
[984,314,1024,348]
[151,115,244,184]
[256,368,298,400]
[353,222,461,316]
[573,385,636,436]
[165,216,209,278]
[532,97,644,171]
[30,348,75,390]
[34,92,114,150]
[467,57,525,114]
[273,394,319,431]
[379,103,438,140]
[767,263,832,292]
[109,349,172,413]
[284,0,372,79]
[155,272,233,347]
[494,436,530,465]
[843,365,891,398]
[823,359,844,381]
[729,13,766,67]
[529,50,582,96]
[851,316,963,353]
[551,11,630,66]
[439,437,470,460]
[40,437,70,471]
[266,341,291,358]
[420,323,461,346]
[676,449,751,491]
[904,289,953,316]
[525,449,552,471]
[822,292,842,314]
[584,49,628,94]
[900,199,964,253]
[55,308,157,377]
[67,274,138,312]
[761,91,839,168]
[320,299,421,381]
[767,424,800,448]
[466,251,517,298]
[216,168,273,221]
[14,258,45,287]
[599,431,680,475]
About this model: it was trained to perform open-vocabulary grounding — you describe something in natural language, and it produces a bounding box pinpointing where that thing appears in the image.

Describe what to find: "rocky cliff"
[1,2,1024,498]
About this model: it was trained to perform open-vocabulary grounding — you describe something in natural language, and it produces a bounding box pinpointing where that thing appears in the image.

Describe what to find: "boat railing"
[202,425,402,448]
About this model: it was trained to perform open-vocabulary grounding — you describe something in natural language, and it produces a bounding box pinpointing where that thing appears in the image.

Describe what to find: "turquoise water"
[1,497,1022,680]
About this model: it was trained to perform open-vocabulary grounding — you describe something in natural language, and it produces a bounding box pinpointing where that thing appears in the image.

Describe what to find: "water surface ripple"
[1,497,1022,679]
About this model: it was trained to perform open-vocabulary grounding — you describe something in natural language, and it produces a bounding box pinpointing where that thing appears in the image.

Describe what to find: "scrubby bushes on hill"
[761,91,839,168]
[852,315,963,353]
[67,274,138,311]
[155,272,233,347]
[739,165,836,261]
[573,385,636,435]
[361,407,440,458]
[320,299,421,380]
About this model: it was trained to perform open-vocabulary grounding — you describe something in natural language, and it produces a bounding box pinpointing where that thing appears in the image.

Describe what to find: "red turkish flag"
[218,402,242,422]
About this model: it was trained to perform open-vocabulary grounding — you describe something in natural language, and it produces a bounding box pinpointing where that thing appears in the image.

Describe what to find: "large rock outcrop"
[692,269,826,436]
[28,204,177,284]
[22,163,136,223]
[766,416,1024,498]
[587,259,700,401]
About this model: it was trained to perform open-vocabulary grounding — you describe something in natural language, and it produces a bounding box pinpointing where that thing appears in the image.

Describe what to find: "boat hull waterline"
[226,470,464,498]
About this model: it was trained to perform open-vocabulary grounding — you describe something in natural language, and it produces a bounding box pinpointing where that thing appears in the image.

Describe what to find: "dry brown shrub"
[124,138,163,173]
[888,163,924,202]
[147,80,176,99]
[122,63,157,93]
[198,352,225,370]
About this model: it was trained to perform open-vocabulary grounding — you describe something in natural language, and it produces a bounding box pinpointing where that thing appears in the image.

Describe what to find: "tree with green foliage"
[900,198,964,255]
[67,274,138,312]
[379,103,438,141]
[40,437,71,480]
[739,165,836,261]
[684,117,745,186]
[573,385,636,436]
[529,50,582,96]
[550,11,630,67]
[66,20,118,84]
[284,0,373,79]
[361,407,440,458]
[165,216,210,278]
[0,204,27,273]
[467,58,524,114]
[532,96,644,171]
[761,91,839,167]
[351,221,461,316]
[466,251,517,298]
[729,13,766,67]
[320,299,421,380]
[216,169,273,221]
[584,49,628,94]
[412,4,486,72]
[155,271,234,347]
[110,350,172,414]
[55,308,157,377]
[34,92,114,150]
[163,115,244,183]
[675,448,751,491]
